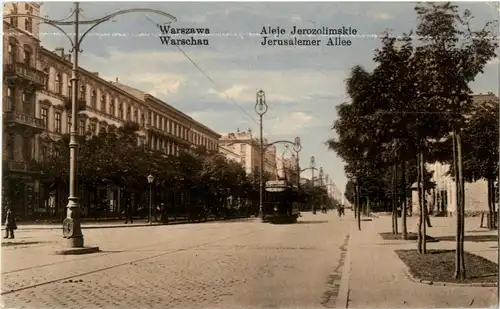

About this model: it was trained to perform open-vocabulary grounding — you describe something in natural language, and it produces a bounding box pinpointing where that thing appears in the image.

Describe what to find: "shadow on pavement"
[436,235,498,242]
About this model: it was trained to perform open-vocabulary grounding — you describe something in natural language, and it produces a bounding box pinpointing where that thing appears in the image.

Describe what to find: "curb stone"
[335,233,353,308]
[381,232,499,288]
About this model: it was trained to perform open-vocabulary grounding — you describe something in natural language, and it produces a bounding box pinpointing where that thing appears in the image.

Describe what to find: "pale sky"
[39,1,499,193]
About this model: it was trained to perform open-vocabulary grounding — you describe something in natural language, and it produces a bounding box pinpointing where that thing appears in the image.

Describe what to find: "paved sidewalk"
[344,215,498,308]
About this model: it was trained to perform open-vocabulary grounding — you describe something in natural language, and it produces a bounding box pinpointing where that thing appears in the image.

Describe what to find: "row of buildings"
[2,3,306,219]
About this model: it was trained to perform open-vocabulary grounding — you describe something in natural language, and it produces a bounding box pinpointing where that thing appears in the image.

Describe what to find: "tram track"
[1,225,262,296]
[2,222,241,275]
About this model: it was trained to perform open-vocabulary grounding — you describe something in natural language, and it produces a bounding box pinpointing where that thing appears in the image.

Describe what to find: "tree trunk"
[391,164,397,234]
[456,131,466,279]
[417,146,424,253]
[357,183,361,231]
[419,146,427,254]
[488,178,495,229]
[453,129,465,280]
[401,161,408,240]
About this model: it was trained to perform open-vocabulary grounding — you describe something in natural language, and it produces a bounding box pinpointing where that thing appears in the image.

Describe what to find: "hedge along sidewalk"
[345,217,497,309]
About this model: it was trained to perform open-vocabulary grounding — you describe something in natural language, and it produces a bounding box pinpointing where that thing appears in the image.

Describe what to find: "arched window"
[9,4,18,27]
[55,73,62,94]
[91,89,97,109]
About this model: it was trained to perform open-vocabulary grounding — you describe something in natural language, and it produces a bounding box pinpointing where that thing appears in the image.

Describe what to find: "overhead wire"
[144,15,259,126]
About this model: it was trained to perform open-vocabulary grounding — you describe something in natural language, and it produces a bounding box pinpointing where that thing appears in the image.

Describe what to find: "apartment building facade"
[219,129,277,179]
[411,93,499,216]
[2,3,221,219]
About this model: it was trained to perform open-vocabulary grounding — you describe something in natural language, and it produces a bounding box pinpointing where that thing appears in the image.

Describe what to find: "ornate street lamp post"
[310,156,316,214]
[319,167,324,212]
[5,3,176,248]
[147,174,154,224]
[293,137,302,189]
[255,90,268,219]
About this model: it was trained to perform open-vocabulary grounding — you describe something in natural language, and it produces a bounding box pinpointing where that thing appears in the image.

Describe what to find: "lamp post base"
[66,236,84,248]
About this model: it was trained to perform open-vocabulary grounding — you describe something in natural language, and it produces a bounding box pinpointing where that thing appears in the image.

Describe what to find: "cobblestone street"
[1,212,351,309]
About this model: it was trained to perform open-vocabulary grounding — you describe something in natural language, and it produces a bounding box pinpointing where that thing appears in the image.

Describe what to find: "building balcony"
[63,97,87,111]
[4,111,45,131]
[4,62,47,89]
[4,160,40,174]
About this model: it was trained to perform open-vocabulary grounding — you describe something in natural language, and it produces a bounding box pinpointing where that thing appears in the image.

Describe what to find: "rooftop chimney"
[63,54,71,62]
[92,72,99,77]
[115,77,119,82]
[54,47,64,57]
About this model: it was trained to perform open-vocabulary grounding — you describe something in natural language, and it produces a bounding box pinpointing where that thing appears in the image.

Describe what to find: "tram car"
[262,180,302,223]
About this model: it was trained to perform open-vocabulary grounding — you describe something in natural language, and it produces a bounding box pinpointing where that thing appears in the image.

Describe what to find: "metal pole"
[312,168,315,214]
[296,151,300,188]
[149,183,152,224]
[63,2,83,248]
[259,114,264,218]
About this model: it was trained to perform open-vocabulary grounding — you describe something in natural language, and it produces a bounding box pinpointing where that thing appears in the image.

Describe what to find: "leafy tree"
[414,1,498,279]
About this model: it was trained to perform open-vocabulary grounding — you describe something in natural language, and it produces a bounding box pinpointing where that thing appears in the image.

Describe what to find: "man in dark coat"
[3,206,17,239]
[124,204,134,224]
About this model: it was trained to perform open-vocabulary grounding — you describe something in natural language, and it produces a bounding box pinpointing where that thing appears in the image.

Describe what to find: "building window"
[79,119,85,135]
[9,4,18,27]
[40,107,48,129]
[23,137,32,160]
[79,85,86,100]
[6,87,14,112]
[6,134,14,160]
[41,144,49,161]
[148,111,152,125]
[109,99,115,116]
[91,89,97,109]
[126,106,131,121]
[118,103,123,119]
[67,79,72,97]
[54,112,61,133]
[90,122,97,136]
[134,110,138,123]
[140,114,145,127]
[23,49,31,67]
[22,91,32,114]
[100,94,106,111]
[67,116,72,133]
[55,73,62,94]
[7,43,16,64]
[25,11,33,33]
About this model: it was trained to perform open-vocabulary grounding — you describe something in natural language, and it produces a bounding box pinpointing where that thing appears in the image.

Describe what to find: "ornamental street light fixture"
[255,90,268,219]
[3,4,177,248]
[310,156,317,214]
[147,174,155,224]
[293,137,302,189]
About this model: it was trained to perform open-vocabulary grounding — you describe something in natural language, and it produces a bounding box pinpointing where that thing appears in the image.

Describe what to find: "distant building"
[276,153,299,184]
[219,145,241,164]
[219,129,277,178]
[412,93,499,216]
[2,2,220,219]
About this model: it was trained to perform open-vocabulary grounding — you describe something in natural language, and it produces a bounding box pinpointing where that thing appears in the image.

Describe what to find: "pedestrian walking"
[124,203,134,224]
[3,206,17,239]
